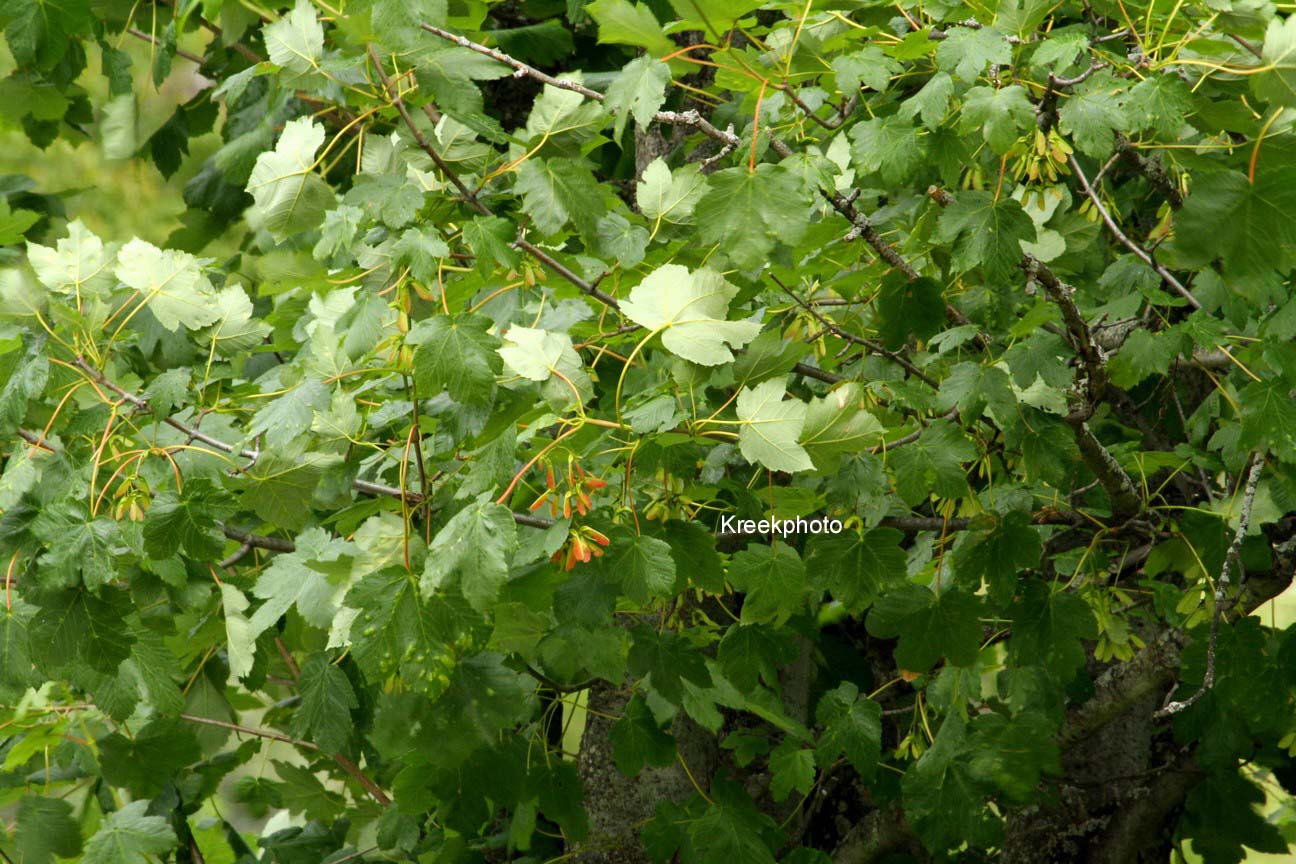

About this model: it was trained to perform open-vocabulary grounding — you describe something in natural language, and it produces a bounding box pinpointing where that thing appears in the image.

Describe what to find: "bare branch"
[1155,455,1264,717]
[16,427,56,452]
[769,274,939,387]
[1068,154,1201,309]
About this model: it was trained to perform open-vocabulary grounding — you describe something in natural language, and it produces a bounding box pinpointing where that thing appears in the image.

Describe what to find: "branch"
[1154,455,1264,717]
[221,525,295,554]
[418,26,741,155]
[1068,154,1200,309]
[179,712,391,806]
[15,427,56,452]
[126,26,205,65]
[928,20,1023,44]
[1114,135,1184,208]
[64,357,550,528]
[1020,256,1143,520]
[75,356,259,462]
[367,44,622,310]
[832,803,924,863]
[769,274,938,387]
[1022,256,1109,404]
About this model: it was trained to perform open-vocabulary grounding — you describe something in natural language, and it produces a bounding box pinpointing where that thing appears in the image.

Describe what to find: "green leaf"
[866,584,983,671]
[803,527,907,612]
[636,158,708,229]
[814,681,882,779]
[594,527,676,604]
[849,115,928,184]
[695,164,809,270]
[514,158,605,235]
[875,274,946,349]
[688,778,779,864]
[83,801,178,864]
[961,85,1034,154]
[499,325,593,410]
[25,219,115,298]
[1174,169,1296,278]
[16,796,82,864]
[247,378,330,450]
[30,588,135,674]
[246,117,335,241]
[143,478,233,560]
[798,383,884,469]
[1009,581,1097,678]
[1237,378,1296,462]
[595,213,649,267]
[248,528,356,637]
[234,452,332,531]
[203,285,273,354]
[954,510,1042,605]
[524,84,607,155]
[99,718,201,797]
[902,718,1000,851]
[727,542,806,625]
[610,693,676,775]
[717,623,797,692]
[935,191,1036,286]
[114,239,221,332]
[392,226,451,284]
[409,313,501,403]
[888,420,976,505]
[628,624,712,704]
[936,26,1012,82]
[667,0,763,27]
[588,0,675,55]
[769,738,816,801]
[1058,88,1126,155]
[1107,327,1187,388]
[900,71,955,129]
[0,196,39,245]
[833,45,900,93]
[736,377,814,473]
[607,55,671,139]
[346,567,443,681]
[620,265,761,365]
[4,0,94,69]
[264,0,323,76]
[422,491,518,612]
[293,653,358,752]
[1254,14,1296,107]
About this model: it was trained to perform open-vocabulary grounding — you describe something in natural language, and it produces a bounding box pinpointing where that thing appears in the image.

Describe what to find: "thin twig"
[769,274,938,387]
[126,27,206,65]
[217,541,253,568]
[1155,455,1264,717]
[1068,155,1201,309]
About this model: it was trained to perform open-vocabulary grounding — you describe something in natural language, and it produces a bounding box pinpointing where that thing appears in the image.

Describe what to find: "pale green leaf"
[736,377,814,473]
[246,117,335,241]
[620,265,760,366]
[421,491,518,612]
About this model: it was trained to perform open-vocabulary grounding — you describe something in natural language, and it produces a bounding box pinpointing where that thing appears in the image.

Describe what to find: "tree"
[2,0,1296,861]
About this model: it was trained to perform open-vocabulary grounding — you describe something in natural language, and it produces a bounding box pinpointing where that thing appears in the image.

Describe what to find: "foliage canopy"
[4,0,1296,861]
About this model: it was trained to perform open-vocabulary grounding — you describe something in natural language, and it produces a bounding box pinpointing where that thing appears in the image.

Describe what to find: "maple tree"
[4,0,1296,861]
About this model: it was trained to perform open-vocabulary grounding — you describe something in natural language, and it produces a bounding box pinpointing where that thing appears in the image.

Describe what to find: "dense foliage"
[4,0,1296,861]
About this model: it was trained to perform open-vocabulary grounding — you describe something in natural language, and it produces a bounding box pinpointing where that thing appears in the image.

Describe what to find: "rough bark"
[574,681,718,863]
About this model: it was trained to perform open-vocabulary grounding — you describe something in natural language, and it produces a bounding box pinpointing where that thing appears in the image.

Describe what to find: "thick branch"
[832,803,924,863]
